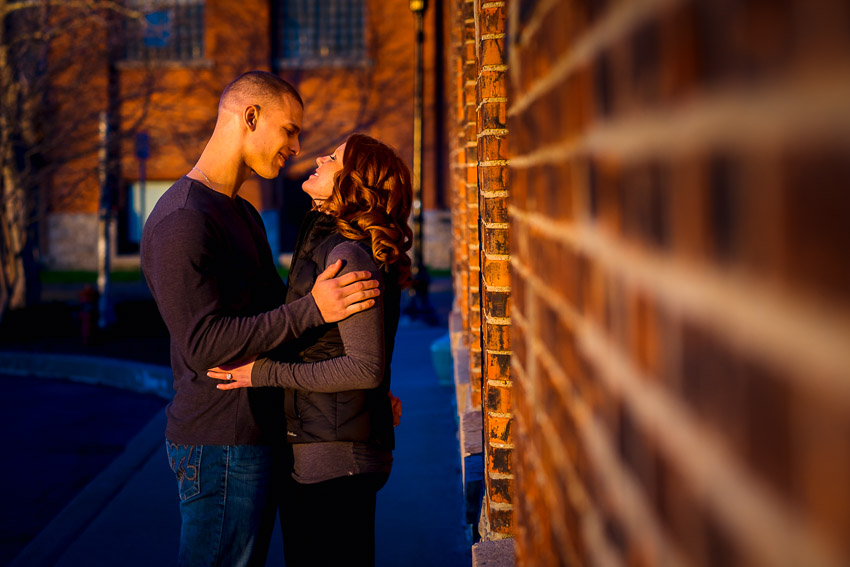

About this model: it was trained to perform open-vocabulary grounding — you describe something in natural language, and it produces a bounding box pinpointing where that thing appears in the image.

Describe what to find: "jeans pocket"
[165,440,202,502]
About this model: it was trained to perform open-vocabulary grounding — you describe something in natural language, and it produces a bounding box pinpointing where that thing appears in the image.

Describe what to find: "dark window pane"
[124,0,205,62]
[276,0,366,66]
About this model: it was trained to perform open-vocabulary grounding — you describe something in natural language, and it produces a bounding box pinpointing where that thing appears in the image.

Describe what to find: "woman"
[207,133,412,567]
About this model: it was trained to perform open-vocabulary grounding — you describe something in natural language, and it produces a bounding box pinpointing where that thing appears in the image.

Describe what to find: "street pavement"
[0,374,166,565]
[5,279,470,566]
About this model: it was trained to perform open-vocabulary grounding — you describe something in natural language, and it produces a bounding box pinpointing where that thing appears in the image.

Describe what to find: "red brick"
[478,100,507,130]
[469,298,481,326]
[484,321,511,351]
[781,148,850,304]
[481,227,511,256]
[480,162,508,192]
[471,384,482,408]
[487,413,514,445]
[485,379,513,413]
[486,505,514,535]
[487,475,515,505]
[629,290,661,378]
[483,256,510,288]
[478,68,507,98]
[480,37,506,67]
[465,162,477,184]
[480,194,509,224]
[487,445,514,476]
[483,289,510,318]
[479,4,507,36]
[463,41,475,63]
[477,134,508,162]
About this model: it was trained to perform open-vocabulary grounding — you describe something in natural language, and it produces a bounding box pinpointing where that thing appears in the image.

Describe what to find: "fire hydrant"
[79,284,98,346]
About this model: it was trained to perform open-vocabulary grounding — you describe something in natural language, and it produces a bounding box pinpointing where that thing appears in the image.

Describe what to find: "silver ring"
[226,373,233,380]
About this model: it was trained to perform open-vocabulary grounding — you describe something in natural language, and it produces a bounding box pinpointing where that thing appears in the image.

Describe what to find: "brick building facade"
[445,0,850,565]
[44,0,450,272]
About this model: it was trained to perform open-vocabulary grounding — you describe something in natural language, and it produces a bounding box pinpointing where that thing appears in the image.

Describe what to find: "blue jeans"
[165,441,273,567]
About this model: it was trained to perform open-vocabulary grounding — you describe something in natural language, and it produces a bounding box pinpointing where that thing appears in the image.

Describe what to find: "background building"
[43,0,450,272]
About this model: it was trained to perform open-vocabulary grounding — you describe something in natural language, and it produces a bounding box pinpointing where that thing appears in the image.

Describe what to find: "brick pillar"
[450,0,470,342]
[507,0,850,566]
[476,0,513,539]
[447,0,488,542]
[462,0,483,411]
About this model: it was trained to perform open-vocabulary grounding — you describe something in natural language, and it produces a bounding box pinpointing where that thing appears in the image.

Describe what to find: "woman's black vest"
[281,211,399,450]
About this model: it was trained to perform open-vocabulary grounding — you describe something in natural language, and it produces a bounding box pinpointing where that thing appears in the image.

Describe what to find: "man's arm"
[143,210,378,371]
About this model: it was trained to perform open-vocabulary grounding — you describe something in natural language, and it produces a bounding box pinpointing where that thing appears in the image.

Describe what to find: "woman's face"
[302,142,345,206]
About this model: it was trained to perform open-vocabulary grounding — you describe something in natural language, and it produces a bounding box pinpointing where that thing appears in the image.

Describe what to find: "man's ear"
[244,105,259,131]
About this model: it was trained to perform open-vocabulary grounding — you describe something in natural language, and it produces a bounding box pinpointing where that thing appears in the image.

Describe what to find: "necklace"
[191,166,215,188]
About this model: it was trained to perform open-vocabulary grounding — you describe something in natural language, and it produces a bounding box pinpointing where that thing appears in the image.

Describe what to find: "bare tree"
[0,0,155,322]
[0,0,415,323]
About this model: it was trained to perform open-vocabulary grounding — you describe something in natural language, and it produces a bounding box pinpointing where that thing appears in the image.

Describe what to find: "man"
[141,71,378,566]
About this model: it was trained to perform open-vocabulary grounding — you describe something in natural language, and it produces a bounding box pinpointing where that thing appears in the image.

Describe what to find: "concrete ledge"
[0,351,172,399]
[460,408,483,456]
[430,332,454,386]
[472,537,515,566]
[449,308,489,546]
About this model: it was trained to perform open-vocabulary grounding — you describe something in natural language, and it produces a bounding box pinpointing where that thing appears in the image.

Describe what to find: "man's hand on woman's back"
[311,259,380,323]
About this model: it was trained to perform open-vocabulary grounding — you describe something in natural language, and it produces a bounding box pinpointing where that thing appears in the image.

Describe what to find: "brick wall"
[447,0,482,537]
[477,0,514,538]
[503,0,850,566]
[445,0,850,564]
[447,0,515,545]
[451,0,483,411]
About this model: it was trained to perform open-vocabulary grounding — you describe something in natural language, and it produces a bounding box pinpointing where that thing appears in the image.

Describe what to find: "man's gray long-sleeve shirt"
[141,177,323,445]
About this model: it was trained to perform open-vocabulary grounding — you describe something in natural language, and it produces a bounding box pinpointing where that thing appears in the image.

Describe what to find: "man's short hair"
[219,71,303,113]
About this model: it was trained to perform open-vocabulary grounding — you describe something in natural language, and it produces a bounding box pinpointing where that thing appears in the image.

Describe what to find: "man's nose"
[291,138,301,157]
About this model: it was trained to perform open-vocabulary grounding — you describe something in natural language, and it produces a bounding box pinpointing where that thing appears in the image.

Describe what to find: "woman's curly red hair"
[319,134,413,287]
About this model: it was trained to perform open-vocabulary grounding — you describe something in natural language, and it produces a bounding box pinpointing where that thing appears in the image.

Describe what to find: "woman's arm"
[209,241,387,392]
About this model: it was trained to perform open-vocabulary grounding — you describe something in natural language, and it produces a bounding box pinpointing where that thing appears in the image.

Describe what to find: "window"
[275,0,367,67]
[124,0,205,62]
[120,180,172,254]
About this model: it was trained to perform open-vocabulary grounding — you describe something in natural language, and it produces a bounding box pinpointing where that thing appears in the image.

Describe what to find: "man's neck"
[188,161,246,199]
[189,133,252,199]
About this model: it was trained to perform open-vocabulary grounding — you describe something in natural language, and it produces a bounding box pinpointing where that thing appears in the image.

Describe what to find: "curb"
[0,351,173,399]
[472,538,516,566]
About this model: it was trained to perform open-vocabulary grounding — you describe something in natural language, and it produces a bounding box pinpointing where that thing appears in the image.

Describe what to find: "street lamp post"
[135,131,150,238]
[404,0,438,325]
[96,112,115,329]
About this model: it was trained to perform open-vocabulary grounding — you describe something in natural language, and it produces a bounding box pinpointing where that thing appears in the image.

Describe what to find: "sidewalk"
[6,279,470,566]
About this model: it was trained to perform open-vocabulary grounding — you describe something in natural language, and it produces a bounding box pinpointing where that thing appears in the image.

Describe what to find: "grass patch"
[42,267,290,285]
[40,270,144,284]
[425,268,451,278]
[271,266,445,281]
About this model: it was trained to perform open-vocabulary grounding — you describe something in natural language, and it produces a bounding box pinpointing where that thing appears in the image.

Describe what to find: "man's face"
[245,95,303,179]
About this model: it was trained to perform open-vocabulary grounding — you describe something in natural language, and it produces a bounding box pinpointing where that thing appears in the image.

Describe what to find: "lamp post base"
[402,268,439,326]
